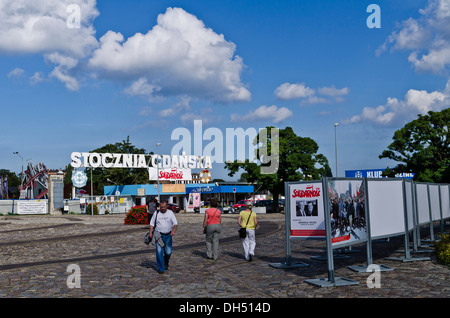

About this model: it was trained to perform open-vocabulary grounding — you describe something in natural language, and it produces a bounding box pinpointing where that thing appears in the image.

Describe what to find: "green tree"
[225,127,331,211]
[379,108,450,183]
[0,169,21,187]
[0,169,21,197]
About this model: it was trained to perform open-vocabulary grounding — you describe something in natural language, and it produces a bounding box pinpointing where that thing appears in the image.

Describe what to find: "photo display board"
[429,184,441,222]
[289,181,326,238]
[367,179,406,239]
[416,183,431,225]
[404,180,415,231]
[440,184,450,219]
[327,178,368,247]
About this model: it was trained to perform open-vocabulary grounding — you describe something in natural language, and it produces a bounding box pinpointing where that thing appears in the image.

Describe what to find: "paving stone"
[0,213,448,298]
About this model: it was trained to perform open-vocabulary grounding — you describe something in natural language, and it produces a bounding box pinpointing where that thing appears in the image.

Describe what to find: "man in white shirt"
[149,200,178,274]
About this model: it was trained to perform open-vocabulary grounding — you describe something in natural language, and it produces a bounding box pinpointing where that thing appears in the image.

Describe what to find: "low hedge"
[124,205,149,225]
[435,233,450,266]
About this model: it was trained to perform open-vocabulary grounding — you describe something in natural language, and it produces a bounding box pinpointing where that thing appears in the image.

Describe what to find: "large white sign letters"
[70,152,212,170]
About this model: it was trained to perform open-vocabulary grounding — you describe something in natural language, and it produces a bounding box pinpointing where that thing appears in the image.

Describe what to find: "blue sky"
[1,0,449,181]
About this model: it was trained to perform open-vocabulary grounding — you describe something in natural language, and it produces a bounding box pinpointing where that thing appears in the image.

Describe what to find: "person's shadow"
[192,249,208,259]
[138,260,159,273]
[222,251,246,261]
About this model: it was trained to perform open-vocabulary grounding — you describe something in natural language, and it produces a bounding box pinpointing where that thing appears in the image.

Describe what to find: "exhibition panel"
[416,183,431,225]
[428,184,441,222]
[273,177,448,288]
[367,179,405,239]
[439,184,449,220]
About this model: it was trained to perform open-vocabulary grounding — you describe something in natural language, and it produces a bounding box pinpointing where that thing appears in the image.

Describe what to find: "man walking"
[149,200,178,274]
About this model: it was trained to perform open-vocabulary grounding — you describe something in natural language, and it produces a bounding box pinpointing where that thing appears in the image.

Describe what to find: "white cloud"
[301,96,328,104]
[45,52,80,90]
[0,0,99,90]
[7,68,25,78]
[317,85,349,97]
[275,82,349,104]
[88,7,250,103]
[159,96,191,117]
[30,72,44,85]
[274,83,315,100]
[345,105,395,126]
[49,67,80,90]
[378,0,450,73]
[124,77,161,98]
[0,0,99,57]
[408,42,450,73]
[0,4,250,102]
[230,105,292,124]
[180,107,214,125]
[344,81,450,126]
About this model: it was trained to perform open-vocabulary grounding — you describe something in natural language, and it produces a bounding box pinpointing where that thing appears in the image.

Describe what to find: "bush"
[86,203,99,215]
[124,205,149,225]
[435,233,450,266]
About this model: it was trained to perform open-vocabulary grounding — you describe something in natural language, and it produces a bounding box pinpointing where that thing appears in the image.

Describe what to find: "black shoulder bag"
[238,211,253,239]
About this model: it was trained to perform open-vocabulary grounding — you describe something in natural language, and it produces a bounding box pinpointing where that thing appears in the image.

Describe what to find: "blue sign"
[186,185,220,194]
[345,169,414,180]
[185,185,254,194]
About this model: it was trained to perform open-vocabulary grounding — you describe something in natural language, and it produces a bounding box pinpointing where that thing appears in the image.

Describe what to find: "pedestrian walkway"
[0,213,448,298]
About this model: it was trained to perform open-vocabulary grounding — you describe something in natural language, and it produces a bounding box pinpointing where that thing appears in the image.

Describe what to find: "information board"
[17,200,47,215]
[289,182,325,238]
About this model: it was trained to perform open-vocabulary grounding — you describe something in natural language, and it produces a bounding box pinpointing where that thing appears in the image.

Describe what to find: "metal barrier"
[64,195,134,214]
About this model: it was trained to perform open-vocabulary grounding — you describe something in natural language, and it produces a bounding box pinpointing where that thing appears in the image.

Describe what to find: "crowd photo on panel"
[329,181,366,241]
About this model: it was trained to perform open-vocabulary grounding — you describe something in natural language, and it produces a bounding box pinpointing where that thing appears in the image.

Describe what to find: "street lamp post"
[90,168,94,215]
[334,123,339,177]
[156,143,161,204]
[13,152,24,186]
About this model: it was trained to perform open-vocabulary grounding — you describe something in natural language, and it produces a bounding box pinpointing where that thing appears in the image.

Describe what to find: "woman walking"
[238,201,257,261]
[203,198,222,260]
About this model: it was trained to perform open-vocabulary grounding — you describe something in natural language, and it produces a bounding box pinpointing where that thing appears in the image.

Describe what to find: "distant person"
[203,198,222,260]
[237,201,257,261]
[149,200,178,274]
[146,197,158,219]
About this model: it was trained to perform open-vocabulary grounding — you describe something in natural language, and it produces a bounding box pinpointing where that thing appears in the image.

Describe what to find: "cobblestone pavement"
[0,213,448,299]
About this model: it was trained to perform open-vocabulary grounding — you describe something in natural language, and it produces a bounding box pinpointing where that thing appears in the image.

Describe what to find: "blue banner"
[345,169,414,180]
[185,185,254,194]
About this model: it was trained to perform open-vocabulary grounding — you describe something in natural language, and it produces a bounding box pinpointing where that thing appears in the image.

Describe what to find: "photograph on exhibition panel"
[328,179,367,246]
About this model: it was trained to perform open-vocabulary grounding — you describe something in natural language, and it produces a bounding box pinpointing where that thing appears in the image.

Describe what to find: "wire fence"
[0,195,134,215]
